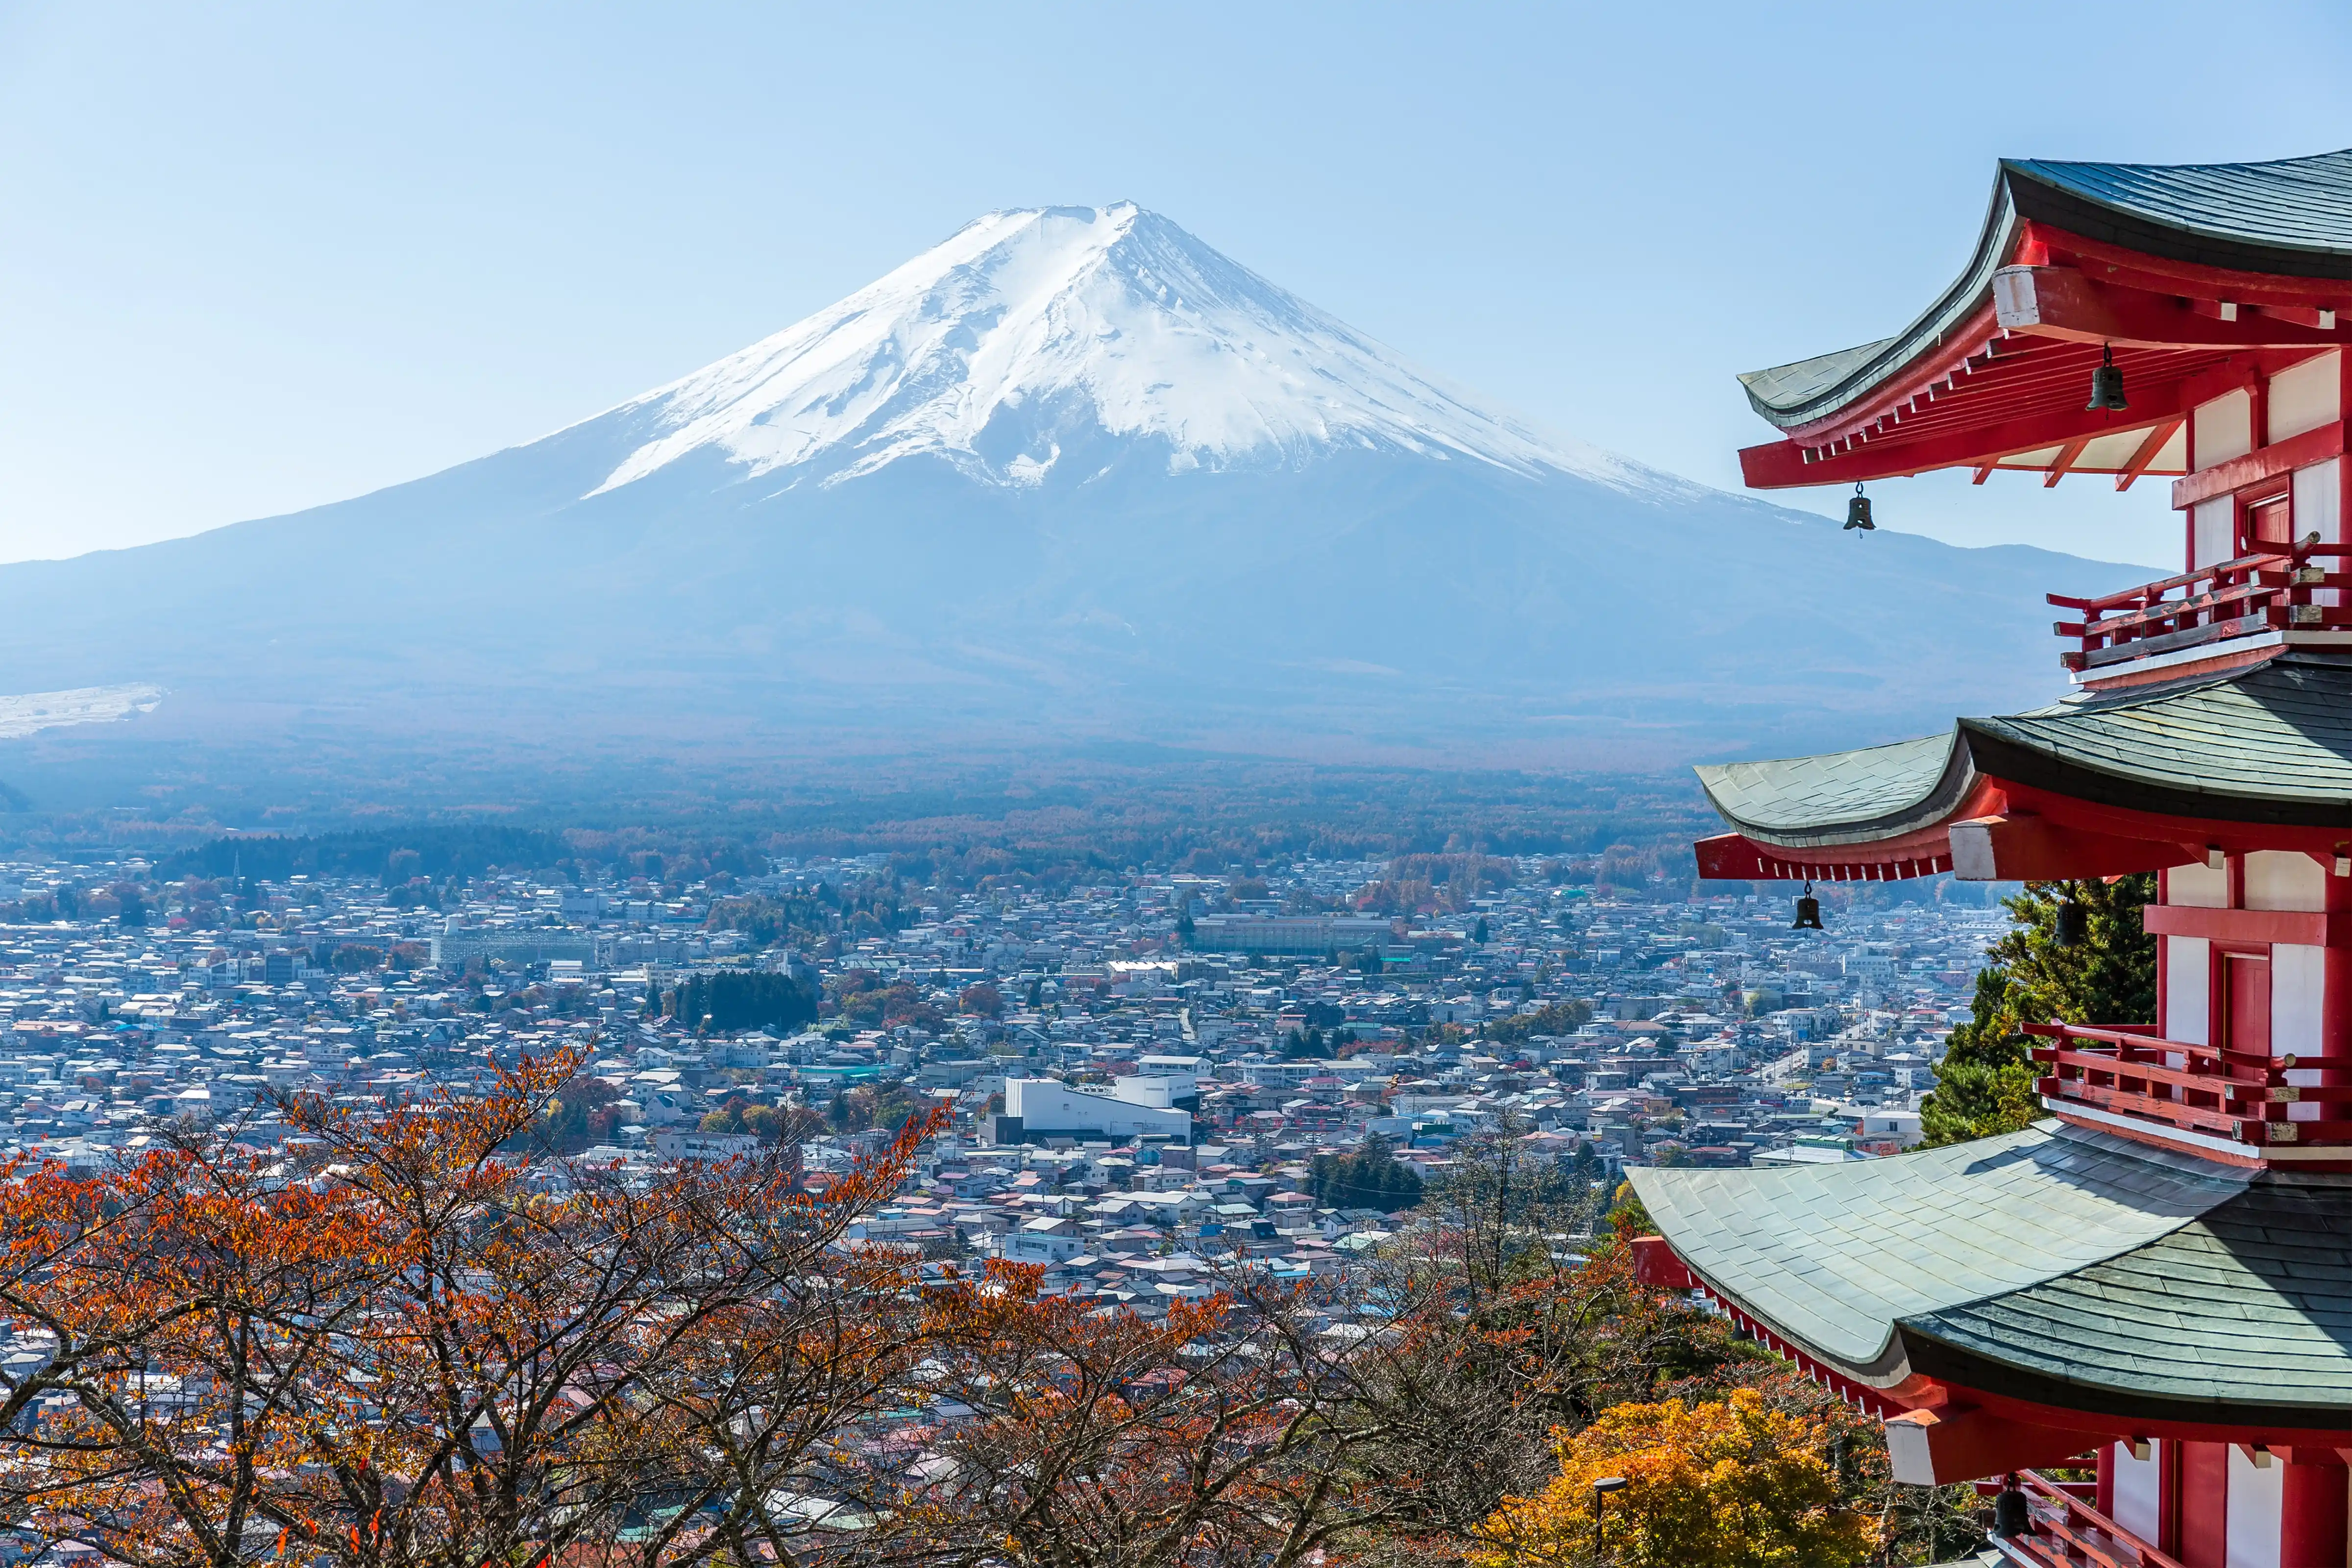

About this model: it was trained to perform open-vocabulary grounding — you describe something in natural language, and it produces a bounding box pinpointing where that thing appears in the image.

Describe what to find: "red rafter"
[2042,436,2094,487]
[2116,419,2185,492]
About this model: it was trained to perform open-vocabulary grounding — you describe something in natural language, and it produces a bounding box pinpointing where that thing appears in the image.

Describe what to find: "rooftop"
[1734,149,2352,490]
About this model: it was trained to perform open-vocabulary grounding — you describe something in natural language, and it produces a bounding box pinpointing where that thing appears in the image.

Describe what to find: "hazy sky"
[6,1,2351,569]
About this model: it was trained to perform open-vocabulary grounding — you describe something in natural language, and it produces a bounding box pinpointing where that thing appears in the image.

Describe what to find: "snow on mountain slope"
[587,202,1672,497]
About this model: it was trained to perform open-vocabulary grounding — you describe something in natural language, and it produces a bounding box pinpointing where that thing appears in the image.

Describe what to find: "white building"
[1002,1078,1192,1143]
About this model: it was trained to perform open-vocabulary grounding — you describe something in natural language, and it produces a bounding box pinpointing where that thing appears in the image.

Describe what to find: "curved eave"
[1737,152,2352,486]
[1696,658,2352,872]
[1626,1127,2246,1394]
[1694,731,1976,851]
[1963,654,2352,831]
[1961,720,2352,832]
[2006,152,2352,282]
[1740,168,2024,433]
[1891,1320,2352,1435]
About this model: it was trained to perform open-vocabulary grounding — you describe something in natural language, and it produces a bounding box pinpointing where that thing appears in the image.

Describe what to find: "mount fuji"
[0,202,2141,797]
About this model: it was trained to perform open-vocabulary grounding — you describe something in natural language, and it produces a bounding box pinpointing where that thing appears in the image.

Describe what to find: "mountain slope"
[0,203,2146,798]
[581,201,1655,494]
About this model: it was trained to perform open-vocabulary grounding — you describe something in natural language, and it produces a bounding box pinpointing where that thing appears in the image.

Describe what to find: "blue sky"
[5,0,2350,568]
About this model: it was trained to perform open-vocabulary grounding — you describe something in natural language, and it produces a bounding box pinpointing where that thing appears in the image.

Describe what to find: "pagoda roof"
[1736,150,2352,489]
[1699,653,2352,853]
[1631,1123,2352,1428]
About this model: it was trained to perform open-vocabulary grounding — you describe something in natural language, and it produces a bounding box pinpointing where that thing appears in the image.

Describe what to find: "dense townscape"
[0,840,2028,1568]
[0,849,2006,1271]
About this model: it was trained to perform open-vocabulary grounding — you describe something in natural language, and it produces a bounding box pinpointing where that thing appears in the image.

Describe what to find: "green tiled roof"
[1914,1182,2352,1418]
[1629,1126,2243,1373]
[1742,149,2352,432]
[1697,655,2352,846]
[2010,150,2352,269]
[1635,1124,2352,1425]
[1694,733,1964,849]
[1967,655,2352,827]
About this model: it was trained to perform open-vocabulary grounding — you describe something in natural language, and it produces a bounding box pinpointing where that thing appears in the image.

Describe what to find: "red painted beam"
[1995,266,2352,350]
[2047,223,2352,311]
[2117,418,2185,492]
[1766,304,2002,447]
[1630,1235,1696,1289]
[1947,815,2201,881]
[1885,1405,2115,1488]
[2172,420,2346,510]
[2043,435,2094,487]
[2141,904,2352,949]
[1692,829,1960,882]
[1741,384,2192,488]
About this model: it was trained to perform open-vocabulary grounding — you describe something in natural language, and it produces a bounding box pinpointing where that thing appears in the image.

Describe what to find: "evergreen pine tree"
[1922,874,2156,1146]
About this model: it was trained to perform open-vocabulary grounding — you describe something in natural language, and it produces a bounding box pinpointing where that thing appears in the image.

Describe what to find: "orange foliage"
[0,1046,945,1568]
[1472,1387,1876,1568]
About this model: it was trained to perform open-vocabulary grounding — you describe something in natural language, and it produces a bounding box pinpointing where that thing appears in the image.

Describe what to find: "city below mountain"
[0,202,2139,801]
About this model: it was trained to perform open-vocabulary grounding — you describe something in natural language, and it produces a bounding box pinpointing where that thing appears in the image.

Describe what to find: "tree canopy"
[665,969,818,1033]
[1922,874,2155,1146]
[1473,1387,1876,1568]
[1311,1134,1424,1212]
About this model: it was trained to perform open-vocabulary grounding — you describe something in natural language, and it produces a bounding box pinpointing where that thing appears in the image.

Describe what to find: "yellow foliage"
[1472,1387,1876,1568]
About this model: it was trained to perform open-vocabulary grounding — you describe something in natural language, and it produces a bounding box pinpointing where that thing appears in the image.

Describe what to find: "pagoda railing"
[2029,1023,2352,1148]
[2049,539,2352,673]
[1987,1469,2187,1568]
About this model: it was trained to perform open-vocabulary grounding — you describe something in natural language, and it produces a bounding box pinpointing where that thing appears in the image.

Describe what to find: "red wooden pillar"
[2099,1441,2117,1518]
[2280,1449,2348,1568]
[2180,1441,2230,1568]
[2339,349,2352,564]
[2324,863,2352,1127]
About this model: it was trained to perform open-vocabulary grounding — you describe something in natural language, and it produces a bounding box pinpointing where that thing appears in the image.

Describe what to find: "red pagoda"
[1628,150,2352,1568]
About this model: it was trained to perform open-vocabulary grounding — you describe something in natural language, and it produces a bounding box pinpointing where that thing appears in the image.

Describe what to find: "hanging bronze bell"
[2056,898,2087,949]
[1792,883,1823,930]
[1843,484,1874,531]
[1991,1476,2033,1539]
[2086,343,2128,412]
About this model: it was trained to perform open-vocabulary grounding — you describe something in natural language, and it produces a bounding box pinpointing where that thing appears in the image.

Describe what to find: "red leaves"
[0,1047,951,1568]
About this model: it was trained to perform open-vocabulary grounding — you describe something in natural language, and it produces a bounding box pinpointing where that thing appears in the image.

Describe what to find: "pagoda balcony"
[2029,1023,2352,1149]
[2049,541,2352,675]
[1988,1470,2183,1568]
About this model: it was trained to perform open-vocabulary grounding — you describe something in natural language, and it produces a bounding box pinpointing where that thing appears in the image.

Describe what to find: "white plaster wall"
[2172,861,2230,907]
[2197,389,2254,468]
[2296,457,2343,606]
[2227,1446,2281,1568]
[2168,936,2212,1045]
[2297,457,2345,542]
[2277,944,2327,1118]
[2246,851,2327,911]
[2194,497,2236,569]
[2113,1440,2163,1544]
[2270,351,2341,441]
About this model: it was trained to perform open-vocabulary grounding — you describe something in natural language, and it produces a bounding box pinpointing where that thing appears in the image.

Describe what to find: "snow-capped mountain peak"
[585,202,1656,496]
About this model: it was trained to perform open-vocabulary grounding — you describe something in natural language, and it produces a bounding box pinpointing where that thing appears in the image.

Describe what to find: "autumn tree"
[1486,1001,1594,1047]
[1422,1115,1594,1293]
[527,1072,622,1152]
[1472,1387,1877,1568]
[0,1049,945,1568]
[868,1148,1772,1568]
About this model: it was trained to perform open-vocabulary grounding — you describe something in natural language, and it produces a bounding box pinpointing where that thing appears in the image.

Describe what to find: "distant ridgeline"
[164,827,571,883]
